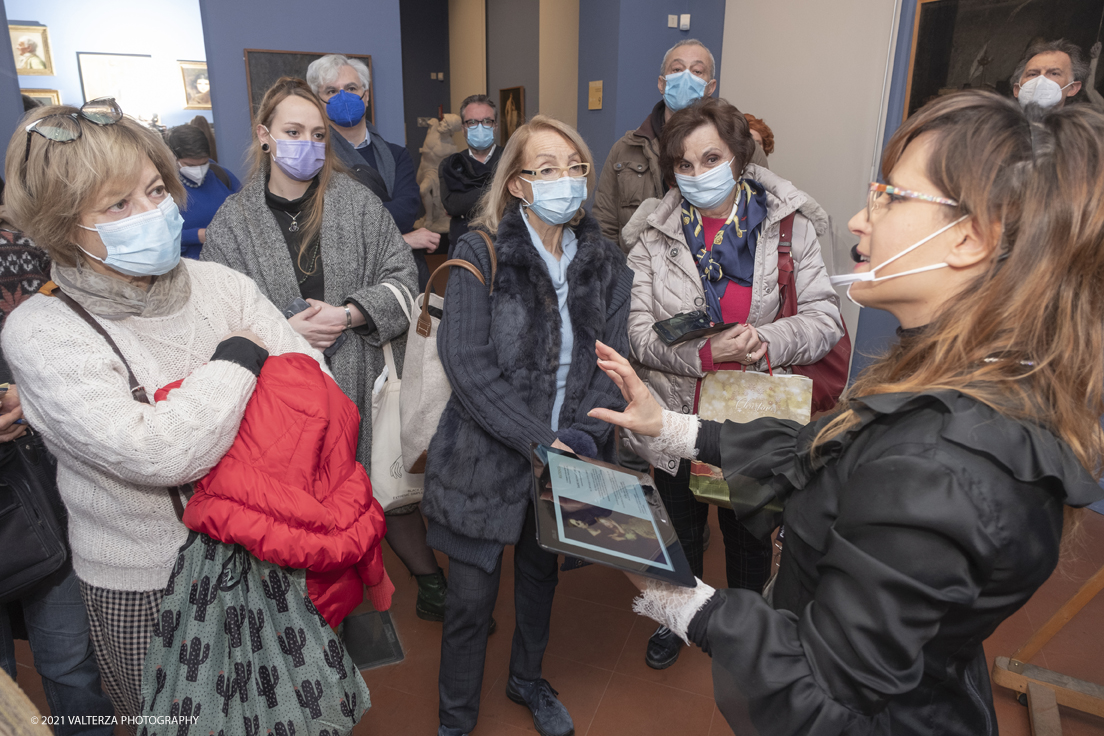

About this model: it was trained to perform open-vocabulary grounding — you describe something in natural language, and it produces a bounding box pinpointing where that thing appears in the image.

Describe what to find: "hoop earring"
[261,143,270,152]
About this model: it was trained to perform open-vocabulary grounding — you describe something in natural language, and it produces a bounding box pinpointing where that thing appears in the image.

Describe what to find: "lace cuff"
[648,410,700,462]
[632,577,717,645]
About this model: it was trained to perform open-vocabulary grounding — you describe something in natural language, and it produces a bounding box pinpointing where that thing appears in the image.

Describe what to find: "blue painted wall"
[4,0,211,128]
[577,0,726,181]
[0,0,22,178]
[400,0,451,170]
[198,0,405,180]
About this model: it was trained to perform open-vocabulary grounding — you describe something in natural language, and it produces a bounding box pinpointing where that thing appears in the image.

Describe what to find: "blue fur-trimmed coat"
[421,206,634,547]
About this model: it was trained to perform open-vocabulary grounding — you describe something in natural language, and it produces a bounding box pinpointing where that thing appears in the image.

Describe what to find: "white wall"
[449,0,486,148]
[539,0,579,127]
[719,0,899,335]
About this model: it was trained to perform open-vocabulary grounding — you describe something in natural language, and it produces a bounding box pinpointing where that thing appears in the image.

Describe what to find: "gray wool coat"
[201,172,418,473]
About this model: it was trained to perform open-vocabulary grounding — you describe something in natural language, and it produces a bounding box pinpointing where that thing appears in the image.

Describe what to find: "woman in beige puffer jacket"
[622,100,843,671]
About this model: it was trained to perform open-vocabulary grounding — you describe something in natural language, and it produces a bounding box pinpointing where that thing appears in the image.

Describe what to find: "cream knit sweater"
[1,260,325,591]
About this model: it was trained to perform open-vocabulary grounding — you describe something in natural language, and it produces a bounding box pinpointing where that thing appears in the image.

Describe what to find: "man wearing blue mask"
[1011,39,1087,110]
[594,39,768,253]
[307,54,439,287]
[439,94,504,248]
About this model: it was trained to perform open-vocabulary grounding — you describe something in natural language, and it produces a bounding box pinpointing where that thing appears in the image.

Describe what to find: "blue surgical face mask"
[663,70,708,111]
[520,175,587,226]
[675,159,736,210]
[326,90,366,127]
[466,123,495,150]
[78,197,184,276]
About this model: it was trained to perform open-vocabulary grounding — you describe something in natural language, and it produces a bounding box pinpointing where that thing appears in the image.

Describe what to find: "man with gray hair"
[307,53,439,286]
[593,38,766,252]
[1011,38,1087,109]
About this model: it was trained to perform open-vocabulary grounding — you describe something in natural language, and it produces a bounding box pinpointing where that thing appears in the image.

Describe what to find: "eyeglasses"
[867,182,958,220]
[23,97,123,167]
[463,118,496,129]
[321,84,365,99]
[521,162,590,181]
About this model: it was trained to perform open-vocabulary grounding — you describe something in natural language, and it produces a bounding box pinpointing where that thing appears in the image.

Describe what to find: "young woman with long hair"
[588,90,1104,734]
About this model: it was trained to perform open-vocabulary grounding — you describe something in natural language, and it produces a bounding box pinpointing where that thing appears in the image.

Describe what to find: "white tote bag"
[371,283,424,511]
[399,232,496,472]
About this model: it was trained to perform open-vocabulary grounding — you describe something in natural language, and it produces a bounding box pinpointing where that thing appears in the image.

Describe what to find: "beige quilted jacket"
[622,164,843,469]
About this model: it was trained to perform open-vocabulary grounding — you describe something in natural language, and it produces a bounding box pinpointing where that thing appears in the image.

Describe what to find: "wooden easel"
[991,562,1104,734]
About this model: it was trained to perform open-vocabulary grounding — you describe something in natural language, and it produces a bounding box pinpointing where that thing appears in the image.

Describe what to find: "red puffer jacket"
[157,352,394,627]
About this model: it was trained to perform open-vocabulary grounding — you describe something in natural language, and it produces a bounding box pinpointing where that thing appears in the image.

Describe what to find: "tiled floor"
[10,511,1104,735]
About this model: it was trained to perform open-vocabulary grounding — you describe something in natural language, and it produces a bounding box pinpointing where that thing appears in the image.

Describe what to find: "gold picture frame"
[179,60,211,110]
[9,24,54,77]
[22,88,60,106]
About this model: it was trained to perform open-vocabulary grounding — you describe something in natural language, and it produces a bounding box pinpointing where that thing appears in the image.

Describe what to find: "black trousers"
[438,504,558,733]
[654,459,772,591]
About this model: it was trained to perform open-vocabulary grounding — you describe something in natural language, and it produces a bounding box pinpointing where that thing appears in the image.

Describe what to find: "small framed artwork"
[9,24,54,77]
[499,86,525,145]
[179,61,211,110]
[243,49,374,124]
[22,88,60,107]
[77,52,153,113]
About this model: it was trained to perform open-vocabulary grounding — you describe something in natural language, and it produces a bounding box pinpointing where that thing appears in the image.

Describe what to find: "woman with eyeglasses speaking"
[1,100,327,726]
[421,115,634,736]
[588,90,1104,734]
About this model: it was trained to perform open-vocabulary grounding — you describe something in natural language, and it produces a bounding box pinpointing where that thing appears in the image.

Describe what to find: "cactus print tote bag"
[141,532,370,736]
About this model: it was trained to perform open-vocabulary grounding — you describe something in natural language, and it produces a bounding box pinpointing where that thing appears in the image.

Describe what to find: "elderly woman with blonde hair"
[421,115,634,736]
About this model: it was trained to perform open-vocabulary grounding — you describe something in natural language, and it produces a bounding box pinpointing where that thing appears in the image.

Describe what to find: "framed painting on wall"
[179,61,211,110]
[243,49,374,123]
[903,0,1104,120]
[22,88,60,107]
[9,24,53,76]
[499,86,525,144]
[77,52,154,116]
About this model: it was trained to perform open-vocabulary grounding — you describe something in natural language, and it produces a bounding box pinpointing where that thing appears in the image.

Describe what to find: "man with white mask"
[1011,39,1087,109]
[594,39,768,253]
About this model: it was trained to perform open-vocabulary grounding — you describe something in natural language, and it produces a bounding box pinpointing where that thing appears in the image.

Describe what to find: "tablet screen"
[530,444,697,587]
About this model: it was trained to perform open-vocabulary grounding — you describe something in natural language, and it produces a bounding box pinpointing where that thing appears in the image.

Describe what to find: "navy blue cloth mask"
[326,90,366,128]
[680,178,768,323]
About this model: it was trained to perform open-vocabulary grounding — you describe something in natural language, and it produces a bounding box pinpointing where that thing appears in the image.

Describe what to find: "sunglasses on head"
[23,97,124,168]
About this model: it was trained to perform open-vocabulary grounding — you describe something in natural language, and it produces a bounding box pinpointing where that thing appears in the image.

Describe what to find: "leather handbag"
[399,231,496,473]
[0,427,68,603]
[774,213,853,416]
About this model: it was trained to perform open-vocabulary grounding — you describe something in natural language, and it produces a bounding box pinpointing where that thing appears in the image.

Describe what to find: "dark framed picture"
[243,49,374,123]
[179,60,210,110]
[499,86,525,145]
[76,52,153,112]
[903,0,1104,119]
[9,24,53,76]
[22,88,60,107]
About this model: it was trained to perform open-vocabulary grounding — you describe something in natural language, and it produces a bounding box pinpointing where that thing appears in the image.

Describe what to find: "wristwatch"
[344,305,352,329]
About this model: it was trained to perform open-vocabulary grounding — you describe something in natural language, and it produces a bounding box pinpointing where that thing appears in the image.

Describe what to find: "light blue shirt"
[521,206,578,431]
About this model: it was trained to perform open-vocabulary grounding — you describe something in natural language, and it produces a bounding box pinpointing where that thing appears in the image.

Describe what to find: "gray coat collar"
[329,122,396,197]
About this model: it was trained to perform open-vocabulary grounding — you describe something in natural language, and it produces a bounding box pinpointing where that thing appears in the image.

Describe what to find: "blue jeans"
[0,564,115,736]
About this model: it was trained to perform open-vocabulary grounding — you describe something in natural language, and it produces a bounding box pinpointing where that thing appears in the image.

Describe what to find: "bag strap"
[41,281,188,522]
[415,230,498,338]
[378,282,411,380]
[774,213,799,321]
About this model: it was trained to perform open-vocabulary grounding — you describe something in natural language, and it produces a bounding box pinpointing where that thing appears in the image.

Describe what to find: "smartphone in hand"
[284,297,347,358]
[652,311,732,346]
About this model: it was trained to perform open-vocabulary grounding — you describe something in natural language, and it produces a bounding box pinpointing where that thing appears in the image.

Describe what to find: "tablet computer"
[529,443,697,587]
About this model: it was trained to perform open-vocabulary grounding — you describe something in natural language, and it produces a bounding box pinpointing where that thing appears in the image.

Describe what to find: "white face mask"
[1018,75,1073,109]
[179,163,209,185]
[829,215,969,305]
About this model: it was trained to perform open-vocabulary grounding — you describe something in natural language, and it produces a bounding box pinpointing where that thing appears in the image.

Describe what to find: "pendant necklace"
[288,210,303,233]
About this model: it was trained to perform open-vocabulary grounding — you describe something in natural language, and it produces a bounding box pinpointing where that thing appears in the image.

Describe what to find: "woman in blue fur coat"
[422,115,634,736]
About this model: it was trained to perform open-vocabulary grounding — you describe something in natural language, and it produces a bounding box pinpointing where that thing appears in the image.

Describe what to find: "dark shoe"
[415,568,447,621]
[505,675,574,736]
[645,625,683,670]
[437,726,467,736]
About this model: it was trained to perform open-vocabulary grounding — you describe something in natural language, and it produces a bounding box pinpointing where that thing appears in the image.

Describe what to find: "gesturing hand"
[587,341,664,438]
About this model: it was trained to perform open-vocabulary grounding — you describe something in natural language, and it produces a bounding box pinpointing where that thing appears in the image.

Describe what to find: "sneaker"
[505,675,574,736]
[645,625,683,670]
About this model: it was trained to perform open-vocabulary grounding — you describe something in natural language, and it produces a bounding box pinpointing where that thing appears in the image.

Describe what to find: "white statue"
[415,113,463,233]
